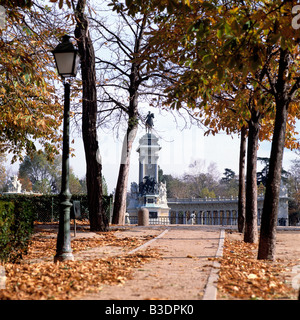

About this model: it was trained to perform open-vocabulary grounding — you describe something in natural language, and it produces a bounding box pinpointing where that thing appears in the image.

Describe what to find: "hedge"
[0,198,34,263]
[0,194,113,263]
[0,194,113,222]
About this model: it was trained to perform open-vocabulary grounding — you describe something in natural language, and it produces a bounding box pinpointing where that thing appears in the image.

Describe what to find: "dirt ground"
[76,225,300,300]
[29,224,300,300]
[73,226,165,261]
[276,229,300,297]
[78,225,222,300]
[216,228,300,300]
[225,228,300,286]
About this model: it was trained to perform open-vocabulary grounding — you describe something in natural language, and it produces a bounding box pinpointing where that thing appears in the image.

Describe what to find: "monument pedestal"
[127,114,170,224]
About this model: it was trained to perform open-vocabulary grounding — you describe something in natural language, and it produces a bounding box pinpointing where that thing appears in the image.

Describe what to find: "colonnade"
[169,210,238,225]
[127,195,289,226]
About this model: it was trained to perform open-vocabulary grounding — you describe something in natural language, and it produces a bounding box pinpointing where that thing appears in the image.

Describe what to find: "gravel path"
[79,225,223,300]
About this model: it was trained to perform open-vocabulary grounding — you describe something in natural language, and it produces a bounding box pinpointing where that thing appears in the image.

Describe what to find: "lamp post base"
[54,252,74,263]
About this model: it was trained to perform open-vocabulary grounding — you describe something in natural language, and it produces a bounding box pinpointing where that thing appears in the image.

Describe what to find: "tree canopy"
[130,0,300,147]
[0,2,67,162]
[122,0,300,259]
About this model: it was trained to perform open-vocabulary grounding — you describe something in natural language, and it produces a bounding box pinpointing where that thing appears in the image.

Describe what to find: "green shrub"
[0,193,113,262]
[0,199,34,263]
[0,201,15,262]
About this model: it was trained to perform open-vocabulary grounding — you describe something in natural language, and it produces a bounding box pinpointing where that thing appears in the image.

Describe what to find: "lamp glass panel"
[54,52,76,76]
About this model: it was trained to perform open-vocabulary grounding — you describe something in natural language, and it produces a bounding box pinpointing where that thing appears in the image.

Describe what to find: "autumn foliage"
[218,233,298,300]
[0,4,65,161]
[0,226,160,300]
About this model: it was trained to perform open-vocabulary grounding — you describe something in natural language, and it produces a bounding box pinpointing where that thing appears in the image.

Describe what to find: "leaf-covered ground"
[1,225,298,300]
[0,226,161,300]
[217,233,298,300]
[24,230,155,261]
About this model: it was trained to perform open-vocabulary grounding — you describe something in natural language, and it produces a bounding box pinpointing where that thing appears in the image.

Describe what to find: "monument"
[127,112,170,223]
[7,175,22,193]
[126,113,289,226]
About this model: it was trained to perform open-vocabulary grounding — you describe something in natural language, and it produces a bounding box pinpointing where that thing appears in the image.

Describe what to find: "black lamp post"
[52,35,80,262]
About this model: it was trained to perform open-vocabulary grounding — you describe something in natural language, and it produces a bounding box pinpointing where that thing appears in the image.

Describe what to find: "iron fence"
[126,214,290,226]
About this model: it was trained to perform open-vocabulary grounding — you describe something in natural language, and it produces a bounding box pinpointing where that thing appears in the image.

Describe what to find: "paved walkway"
[79,225,225,300]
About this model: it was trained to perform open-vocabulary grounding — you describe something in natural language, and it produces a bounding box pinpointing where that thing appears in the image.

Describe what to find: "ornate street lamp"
[52,35,80,262]
[52,35,80,78]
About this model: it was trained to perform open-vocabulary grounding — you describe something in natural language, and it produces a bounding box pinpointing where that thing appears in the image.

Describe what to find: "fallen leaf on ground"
[217,234,298,300]
[0,225,161,300]
[0,249,161,300]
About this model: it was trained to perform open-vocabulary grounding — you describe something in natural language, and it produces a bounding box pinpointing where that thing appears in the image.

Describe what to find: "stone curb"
[127,226,225,300]
[202,228,225,300]
[127,228,169,254]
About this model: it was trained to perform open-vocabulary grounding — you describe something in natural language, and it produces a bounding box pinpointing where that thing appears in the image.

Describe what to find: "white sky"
[4,1,300,193]
[65,1,300,194]
[5,103,299,194]
[68,108,300,194]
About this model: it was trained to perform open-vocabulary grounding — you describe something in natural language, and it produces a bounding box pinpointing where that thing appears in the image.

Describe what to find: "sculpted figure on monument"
[8,175,22,193]
[130,182,139,200]
[139,176,157,195]
[159,181,167,204]
[145,111,154,133]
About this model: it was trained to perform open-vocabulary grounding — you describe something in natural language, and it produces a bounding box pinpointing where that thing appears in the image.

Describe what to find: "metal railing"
[126,214,290,226]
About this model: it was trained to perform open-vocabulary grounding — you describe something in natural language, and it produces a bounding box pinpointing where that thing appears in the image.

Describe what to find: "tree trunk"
[258,101,288,260]
[111,15,147,225]
[112,74,139,225]
[244,112,260,243]
[112,122,138,225]
[257,48,291,260]
[74,0,108,231]
[238,125,247,233]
